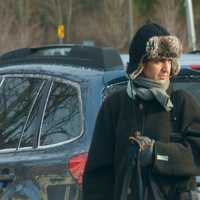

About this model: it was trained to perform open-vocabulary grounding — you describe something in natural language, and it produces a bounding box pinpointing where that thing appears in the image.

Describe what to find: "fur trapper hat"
[127,23,182,79]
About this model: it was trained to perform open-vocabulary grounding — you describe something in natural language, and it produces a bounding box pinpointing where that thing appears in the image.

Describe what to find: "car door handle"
[0,173,15,181]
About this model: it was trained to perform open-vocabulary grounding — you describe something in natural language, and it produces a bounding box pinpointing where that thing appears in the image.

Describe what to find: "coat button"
[139,103,143,110]
[128,187,132,195]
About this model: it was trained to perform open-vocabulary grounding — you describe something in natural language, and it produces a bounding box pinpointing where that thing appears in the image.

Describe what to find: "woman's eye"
[153,60,162,64]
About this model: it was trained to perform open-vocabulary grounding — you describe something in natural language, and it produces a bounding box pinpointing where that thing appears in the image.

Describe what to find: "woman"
[83,23,200,200]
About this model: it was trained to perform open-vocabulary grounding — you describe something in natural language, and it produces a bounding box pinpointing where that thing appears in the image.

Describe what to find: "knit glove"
[129,136,155,167]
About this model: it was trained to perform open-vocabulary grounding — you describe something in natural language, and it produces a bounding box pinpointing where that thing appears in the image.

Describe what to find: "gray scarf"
[127,76,173,112]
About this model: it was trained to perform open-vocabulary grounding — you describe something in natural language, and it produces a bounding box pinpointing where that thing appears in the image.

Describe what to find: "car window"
[19,80,47,148]
[0,77,44,150]
[173,80,200,102]
[39,81,82,146]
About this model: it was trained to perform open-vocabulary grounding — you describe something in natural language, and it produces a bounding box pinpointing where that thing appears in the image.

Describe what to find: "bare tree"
[72,0,130,51]
[101,0,129,49]
[0,0,43,53]
[0,0,199,52]
[152,0,187,50]
[39,0,73,43]
[193,0,200,49]
[15,0,31,25]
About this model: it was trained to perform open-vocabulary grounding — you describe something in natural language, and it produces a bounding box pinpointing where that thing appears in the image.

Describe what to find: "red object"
[68,153,88,187]
[190,65,200,70]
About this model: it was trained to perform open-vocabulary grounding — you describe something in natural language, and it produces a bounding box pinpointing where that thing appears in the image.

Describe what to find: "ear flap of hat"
[171,59,180,76]
[129,63,144,80]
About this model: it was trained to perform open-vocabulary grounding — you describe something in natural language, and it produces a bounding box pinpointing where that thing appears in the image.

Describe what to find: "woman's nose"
[162,60,171,71]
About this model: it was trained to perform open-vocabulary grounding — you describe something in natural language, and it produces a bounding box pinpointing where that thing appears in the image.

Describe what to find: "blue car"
[0,45,199,199]
[0,45,126,200]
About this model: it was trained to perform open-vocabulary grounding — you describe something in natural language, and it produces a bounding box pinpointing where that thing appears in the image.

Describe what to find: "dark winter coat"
[83,89,200,200]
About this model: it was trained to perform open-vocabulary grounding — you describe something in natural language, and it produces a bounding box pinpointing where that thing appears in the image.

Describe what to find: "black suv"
[0,44,126,200]
[0,45,199,200]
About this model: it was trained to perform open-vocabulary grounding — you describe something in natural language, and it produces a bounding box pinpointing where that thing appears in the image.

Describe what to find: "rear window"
[0,75,83,151]
[173,79,200,102]
[39,80,83,146]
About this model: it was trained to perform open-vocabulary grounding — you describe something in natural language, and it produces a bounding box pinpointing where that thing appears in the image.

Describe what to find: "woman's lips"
[159,74,169,80]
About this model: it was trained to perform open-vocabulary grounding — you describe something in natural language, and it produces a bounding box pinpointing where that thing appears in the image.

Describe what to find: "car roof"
[0,62,126,84]
[0,44,127,83]
[0,44,123,69]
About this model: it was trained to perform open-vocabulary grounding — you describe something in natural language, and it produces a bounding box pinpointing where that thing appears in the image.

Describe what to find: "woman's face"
[142,59,172,81]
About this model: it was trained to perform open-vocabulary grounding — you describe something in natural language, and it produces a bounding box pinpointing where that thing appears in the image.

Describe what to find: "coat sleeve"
[153,90,200,177]
[82,97,116,200]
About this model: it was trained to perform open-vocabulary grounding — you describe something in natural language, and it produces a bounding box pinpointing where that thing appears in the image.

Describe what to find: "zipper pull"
[139,103,143,110]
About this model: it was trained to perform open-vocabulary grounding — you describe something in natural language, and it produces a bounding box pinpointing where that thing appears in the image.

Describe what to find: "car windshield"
[173,79,200,102]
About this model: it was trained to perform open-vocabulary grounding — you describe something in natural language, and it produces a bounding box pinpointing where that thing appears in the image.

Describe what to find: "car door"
[0,75,50,200]
[34,77,84,200]
[0,74,83,200]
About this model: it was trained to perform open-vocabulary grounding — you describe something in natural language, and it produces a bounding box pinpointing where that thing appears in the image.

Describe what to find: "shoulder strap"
[170,91,176,131]
[170,91,182,141]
